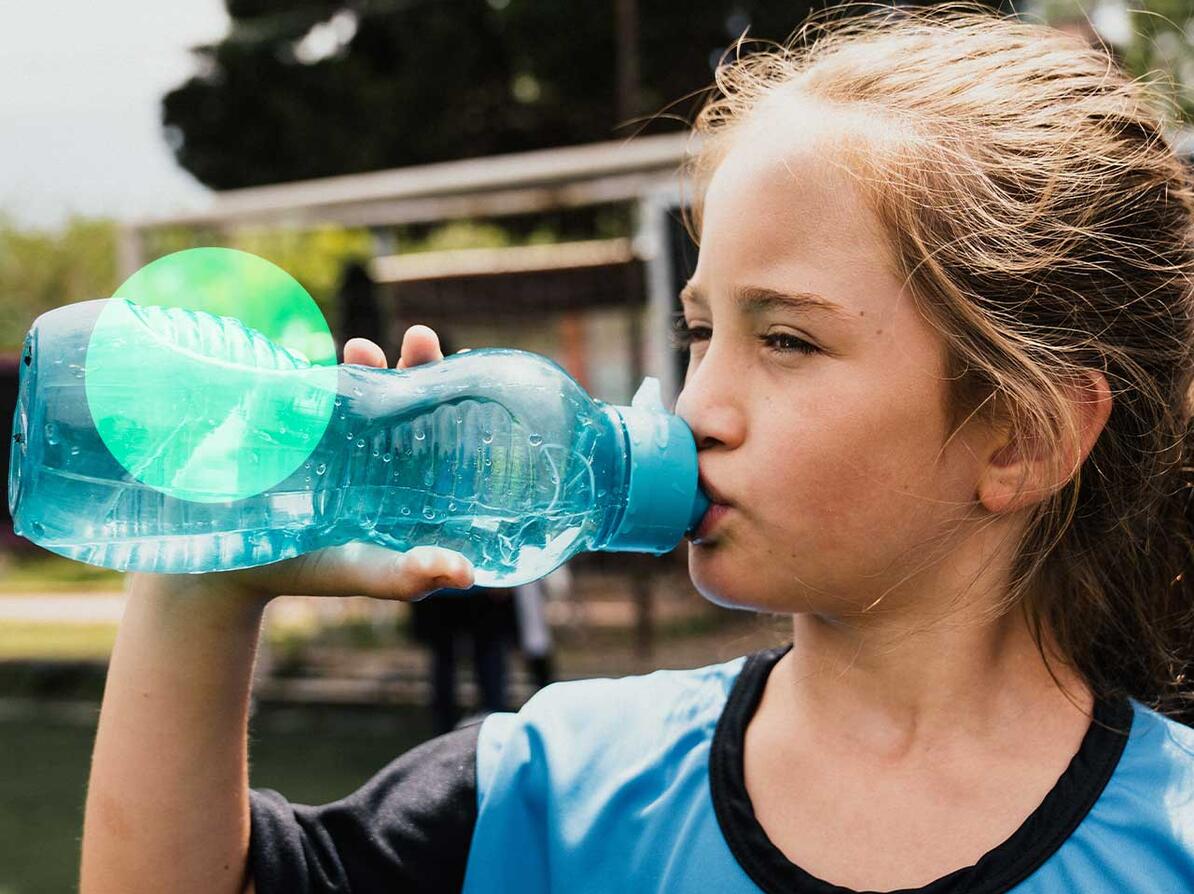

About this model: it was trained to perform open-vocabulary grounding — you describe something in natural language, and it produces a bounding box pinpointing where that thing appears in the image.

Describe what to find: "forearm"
[80,572,270,894]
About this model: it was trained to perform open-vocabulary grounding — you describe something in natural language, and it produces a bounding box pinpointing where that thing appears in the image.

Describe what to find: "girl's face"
[675,114,996,617]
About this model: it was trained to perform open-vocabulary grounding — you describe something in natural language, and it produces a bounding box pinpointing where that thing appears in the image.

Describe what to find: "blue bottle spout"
[600,377,707,554]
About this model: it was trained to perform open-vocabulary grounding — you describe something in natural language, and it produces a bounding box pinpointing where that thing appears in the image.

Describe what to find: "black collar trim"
[710,644,1133,894]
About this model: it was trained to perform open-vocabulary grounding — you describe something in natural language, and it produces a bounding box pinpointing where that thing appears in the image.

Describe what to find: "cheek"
[756,393,959,568]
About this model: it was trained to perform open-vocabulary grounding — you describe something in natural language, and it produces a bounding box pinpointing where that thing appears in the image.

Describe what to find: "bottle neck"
[590,405,633,550]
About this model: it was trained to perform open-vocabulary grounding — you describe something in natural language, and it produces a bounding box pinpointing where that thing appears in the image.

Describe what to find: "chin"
[686,543,776,613]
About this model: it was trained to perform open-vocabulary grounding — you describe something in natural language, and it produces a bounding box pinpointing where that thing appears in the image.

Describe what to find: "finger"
[344,337,388,368]
[307,543,474,601]
[397,325,443,369]
[397,546,476,599]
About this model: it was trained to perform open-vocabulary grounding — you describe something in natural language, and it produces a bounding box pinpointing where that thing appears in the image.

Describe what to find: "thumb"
[349,543,475,600]
[258,543,475,601]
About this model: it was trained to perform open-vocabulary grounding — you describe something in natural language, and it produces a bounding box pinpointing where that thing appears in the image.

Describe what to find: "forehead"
[694,99,901,318]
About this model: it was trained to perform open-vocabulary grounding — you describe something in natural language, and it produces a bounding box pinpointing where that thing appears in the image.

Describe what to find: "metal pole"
[115,225,145,281]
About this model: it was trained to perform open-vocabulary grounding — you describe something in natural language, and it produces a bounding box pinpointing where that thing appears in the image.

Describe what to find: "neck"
[774,583,1091,762]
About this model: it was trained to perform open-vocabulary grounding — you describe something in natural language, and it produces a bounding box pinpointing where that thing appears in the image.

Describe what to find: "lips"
[698,473,732,507]
[689,472,734,543]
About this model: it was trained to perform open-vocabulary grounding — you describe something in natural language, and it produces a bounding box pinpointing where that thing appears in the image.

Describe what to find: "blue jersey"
[250,645,1194,893]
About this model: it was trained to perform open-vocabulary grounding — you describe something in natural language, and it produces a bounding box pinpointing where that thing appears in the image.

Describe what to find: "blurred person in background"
[333,260,383,357]
[512,562,571,690]
[408,583,517,735]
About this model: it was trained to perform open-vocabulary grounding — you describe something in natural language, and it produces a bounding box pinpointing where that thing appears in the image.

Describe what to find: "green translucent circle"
[86,247,339,503]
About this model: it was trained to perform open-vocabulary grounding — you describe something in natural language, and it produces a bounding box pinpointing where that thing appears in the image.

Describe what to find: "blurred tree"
[1035,0,1193,124]
[1120,1,1194,123]
[0,218,376,353]
[162,0,1000,190]
[0,215,118,353]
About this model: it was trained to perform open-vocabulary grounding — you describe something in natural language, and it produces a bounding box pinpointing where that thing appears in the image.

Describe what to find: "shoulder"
[1089,699,1194,858]
[1120,699,1194,791]
[475,654,750,799]
[249,722,482,892]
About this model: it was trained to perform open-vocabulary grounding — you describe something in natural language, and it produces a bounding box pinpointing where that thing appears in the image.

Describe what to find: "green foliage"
[0,214,119,354]
[1038,0,1194,124]
[1121,0,1194,123]
[138,223,375,324]
[163,1,998,191]
[407,219,515,253]
[0,217,377,352]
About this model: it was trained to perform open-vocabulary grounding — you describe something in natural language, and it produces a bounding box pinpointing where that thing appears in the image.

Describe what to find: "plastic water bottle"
[8,298,710,587]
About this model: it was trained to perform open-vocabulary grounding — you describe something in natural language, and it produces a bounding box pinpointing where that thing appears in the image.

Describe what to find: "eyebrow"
[679,282,851,320]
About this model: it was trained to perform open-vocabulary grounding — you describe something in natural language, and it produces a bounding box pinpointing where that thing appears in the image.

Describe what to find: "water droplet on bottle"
[423,471,434,485]
[422,507,436,520]
[53,358,62,366]
[339,413,346,421]
[69,445,80,456]
[448,502,456,511]
[31,522,45,536]
[305,462,312,470]
[356,439,365,448]
[352,387,362,397]
[44,424,58,445]
[482,430,493,444]
[316,463,327,475]
[414,431,425,441]
[455,414,462,424]
[372,448,380,457]
[484,458,492,467]
[405,447,413,456]
[382,453,392,463]
[401,506,411,516]
[598,489,606,498]
[528,433,543,447]
[334,398,342,407]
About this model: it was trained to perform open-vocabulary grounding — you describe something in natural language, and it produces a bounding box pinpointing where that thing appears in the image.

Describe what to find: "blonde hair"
[679,3,1194,720]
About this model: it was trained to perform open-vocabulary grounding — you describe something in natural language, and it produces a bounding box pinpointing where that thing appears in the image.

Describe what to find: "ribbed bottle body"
[9,300,628,586]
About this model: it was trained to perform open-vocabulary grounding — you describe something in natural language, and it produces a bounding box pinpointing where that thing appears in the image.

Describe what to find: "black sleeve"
[248,720,481,893]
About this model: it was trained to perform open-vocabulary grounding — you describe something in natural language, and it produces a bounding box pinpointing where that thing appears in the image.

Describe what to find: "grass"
[0,703,432,894]
[0,553,123,594]
[0,623,117,660]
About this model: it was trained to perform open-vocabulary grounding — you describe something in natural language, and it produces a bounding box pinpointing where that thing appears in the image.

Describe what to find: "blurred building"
[118,133,697,410]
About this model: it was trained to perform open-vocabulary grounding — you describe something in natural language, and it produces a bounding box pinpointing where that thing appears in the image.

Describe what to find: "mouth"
[690,472,733,544]
[697,473,733,508]
[691,503,732,544]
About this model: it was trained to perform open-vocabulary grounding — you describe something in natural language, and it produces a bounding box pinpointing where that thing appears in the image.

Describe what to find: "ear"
[977,370,1113,515]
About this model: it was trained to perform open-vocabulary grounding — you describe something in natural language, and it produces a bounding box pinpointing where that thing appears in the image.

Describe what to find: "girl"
[80,6,1194,892]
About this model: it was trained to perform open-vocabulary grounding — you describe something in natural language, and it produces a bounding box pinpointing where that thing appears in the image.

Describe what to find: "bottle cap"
[602,377,711,553]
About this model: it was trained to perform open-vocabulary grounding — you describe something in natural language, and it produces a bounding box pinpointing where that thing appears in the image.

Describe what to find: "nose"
[673,349,746,452]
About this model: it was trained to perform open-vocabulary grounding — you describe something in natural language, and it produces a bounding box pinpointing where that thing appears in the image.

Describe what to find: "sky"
[0,0,231,230]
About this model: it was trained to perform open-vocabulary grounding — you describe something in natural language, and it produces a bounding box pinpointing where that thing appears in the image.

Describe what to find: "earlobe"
[977,370,1113,515]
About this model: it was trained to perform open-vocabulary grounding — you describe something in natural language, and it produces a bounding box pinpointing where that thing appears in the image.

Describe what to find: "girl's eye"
[763,332,819,355]
[667,312,819,356]
[667,314,710,351]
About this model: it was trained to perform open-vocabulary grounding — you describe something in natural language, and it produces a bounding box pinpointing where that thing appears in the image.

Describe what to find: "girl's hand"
[160,325,475,605]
